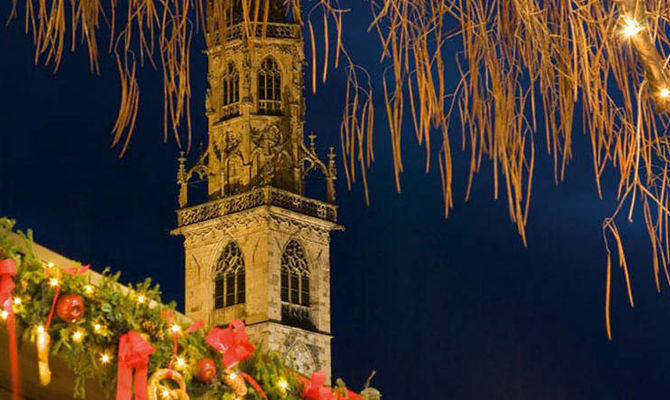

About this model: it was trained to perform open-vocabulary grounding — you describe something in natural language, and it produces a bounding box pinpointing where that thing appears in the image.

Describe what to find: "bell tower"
[172,0,339,381]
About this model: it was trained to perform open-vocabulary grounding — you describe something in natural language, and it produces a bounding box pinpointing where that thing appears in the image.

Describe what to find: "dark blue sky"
[3,2,670,398]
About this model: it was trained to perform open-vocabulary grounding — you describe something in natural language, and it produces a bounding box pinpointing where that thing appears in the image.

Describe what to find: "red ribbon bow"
[300,371,335,400]
[0,259,20,400]
[205,319,255,369]
[116,330,155,400]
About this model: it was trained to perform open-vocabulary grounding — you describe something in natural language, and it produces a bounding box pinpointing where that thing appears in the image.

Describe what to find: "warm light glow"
[37,325,45,334]
[621,17,643,37]
[175,357,185,367]
[47,262,54,268]
[0,310,8,320]
[100,353,111,364]
[49,278,59,287]
[94,323,102,332]
[13,297,21,305]
[660,88,670,99]
[72,330,84,342]
[84,285,94,294]
[170,324,180,333]
[161,389,170,398]
[277,379,288,390]
[229,372,237,380]
[137,295,146,304]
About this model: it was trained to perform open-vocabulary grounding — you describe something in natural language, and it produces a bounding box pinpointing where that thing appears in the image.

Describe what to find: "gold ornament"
[147,369,189,400]
[223,369,247,398]
[36,327,51,386]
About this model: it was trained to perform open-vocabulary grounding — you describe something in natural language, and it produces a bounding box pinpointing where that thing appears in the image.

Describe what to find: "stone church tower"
[172,0,339,382]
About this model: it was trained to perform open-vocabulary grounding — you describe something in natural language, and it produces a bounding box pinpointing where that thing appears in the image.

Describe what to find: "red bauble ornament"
[56,294,85,323]
[195,358,217,384]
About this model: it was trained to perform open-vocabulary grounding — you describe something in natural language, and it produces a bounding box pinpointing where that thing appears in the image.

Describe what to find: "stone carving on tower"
[172,0,340,383]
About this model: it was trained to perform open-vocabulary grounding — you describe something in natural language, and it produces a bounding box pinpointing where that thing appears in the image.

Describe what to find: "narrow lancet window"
[214,241,246,309]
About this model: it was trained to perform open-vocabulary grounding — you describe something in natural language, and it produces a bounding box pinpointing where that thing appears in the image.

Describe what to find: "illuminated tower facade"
[172,0,339,381]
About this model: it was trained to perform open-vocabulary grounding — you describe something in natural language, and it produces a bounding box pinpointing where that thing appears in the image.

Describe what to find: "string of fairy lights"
[0,255,299,399]
[619,11,670,106]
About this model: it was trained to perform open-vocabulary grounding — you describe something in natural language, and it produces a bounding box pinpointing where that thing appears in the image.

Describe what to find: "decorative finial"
[308,133,317,152]
[177,151,187,184]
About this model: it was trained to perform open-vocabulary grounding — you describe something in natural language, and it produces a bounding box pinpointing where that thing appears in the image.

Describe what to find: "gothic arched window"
[214,241,246,309]
[258,57,282,114]
[281,239,309,307]
[222,62,240,118]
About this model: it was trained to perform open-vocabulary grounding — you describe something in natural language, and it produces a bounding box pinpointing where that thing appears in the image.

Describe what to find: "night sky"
[3,2,670,398]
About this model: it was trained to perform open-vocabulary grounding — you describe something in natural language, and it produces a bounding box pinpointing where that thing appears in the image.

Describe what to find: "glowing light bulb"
[162,389,170,398]
[661,88,670,99]
[171,324,180,333]
[13,297,21,305]
[100,353,111,364]
[72,330,84,342]
[47,262,54,268]
[37,325,45,334]
[49,278,59,287]
[175,357,185,367]
[137,295,146,304]
[84,285,94,294]
[0,310,8,320]
[622,17,643,37]
[229,372,237,380]
[278,379,288,390]
[94,323,102,332]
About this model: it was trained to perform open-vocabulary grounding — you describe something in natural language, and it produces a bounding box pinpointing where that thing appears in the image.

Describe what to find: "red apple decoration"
[195,358,217,384]
[56,294,85,323]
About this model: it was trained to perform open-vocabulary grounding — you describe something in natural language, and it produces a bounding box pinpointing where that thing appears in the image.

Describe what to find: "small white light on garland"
[36,325,45,334]
[161,389,170,398]
[137,295,146,304]
[84,285,94,294]
[72,330,84,343]
[660,88,670,99]
[100,353,111,364]
[47,262,54,268]
[175,357,186,368]
[94,323,102,333]
[13,297,21,305]
[0,310,8,320]
[621,16,643,37]
[277,378,288,390]
[170,324,180,334]
[49,278,59,287]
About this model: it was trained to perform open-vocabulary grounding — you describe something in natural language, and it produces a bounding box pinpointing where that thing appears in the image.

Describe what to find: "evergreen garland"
[0,218,361,399]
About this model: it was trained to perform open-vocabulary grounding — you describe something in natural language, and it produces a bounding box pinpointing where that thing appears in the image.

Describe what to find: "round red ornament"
[195,358,217,384]
[56,294,85,323]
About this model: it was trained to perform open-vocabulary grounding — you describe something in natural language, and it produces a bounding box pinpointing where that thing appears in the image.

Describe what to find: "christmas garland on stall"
[0,218,364,400]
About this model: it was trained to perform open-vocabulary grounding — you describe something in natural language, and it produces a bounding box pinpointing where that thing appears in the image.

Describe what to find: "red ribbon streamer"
[0,259,20,400]
[300,371,335,400]
[204,319,255,369]
[116,330,155,400]
[185,319,204,333]
[240,371,269,400]
[298,372,363,400]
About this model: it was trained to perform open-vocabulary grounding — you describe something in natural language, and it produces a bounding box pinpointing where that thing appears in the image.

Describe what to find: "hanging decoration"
[147,369,189,400]
[36,325,51,386]
[0,258,20,400]
[194,358,216,384]
[56,293,85,323]
[116,330,156,400]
